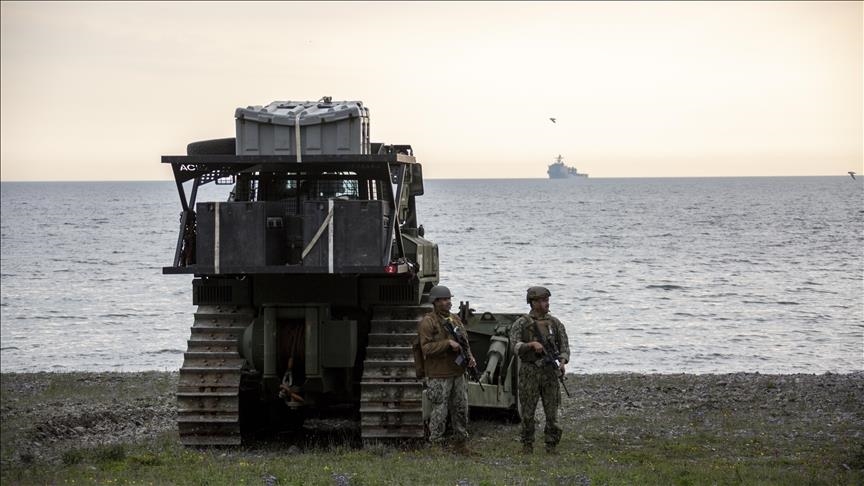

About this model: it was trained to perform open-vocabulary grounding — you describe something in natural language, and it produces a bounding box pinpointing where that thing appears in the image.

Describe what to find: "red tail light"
[384,261,411,274]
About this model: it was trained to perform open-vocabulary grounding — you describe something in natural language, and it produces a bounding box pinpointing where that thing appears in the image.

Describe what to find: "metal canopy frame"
[163,153,417,274]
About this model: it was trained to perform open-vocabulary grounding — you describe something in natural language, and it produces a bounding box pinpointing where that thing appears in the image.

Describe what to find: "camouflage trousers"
[426,375,469,444]
[518,363,562,447]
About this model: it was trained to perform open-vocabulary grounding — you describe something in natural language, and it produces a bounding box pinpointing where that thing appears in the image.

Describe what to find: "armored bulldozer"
[163,99,522,446]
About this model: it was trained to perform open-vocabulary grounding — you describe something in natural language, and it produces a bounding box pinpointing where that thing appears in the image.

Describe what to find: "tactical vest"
[519,314,559,365]
[520,314,555,345]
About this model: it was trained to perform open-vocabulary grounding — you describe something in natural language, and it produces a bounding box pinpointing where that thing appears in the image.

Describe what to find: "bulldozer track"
[177,305,254,446]
[359,304,431,443]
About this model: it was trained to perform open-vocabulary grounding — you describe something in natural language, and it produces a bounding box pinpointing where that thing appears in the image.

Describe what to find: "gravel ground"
[1,372,177,467]
[2,371,862,468]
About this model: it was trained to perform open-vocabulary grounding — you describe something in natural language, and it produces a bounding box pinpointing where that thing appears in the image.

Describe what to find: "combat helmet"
[429,285,452,301]
[526,286,551,304]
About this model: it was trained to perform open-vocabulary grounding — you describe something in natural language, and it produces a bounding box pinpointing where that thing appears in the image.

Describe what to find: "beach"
[2,371,862,484]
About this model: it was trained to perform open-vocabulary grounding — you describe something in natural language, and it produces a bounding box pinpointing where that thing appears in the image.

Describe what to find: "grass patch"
[2,433,862,486]
[2,371,862,485]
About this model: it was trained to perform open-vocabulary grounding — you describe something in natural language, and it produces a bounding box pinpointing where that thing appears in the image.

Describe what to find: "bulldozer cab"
[162,146,432,279]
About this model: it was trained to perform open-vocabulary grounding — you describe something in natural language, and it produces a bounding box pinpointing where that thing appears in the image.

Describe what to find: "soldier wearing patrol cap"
[508,286,571,454]
[417,285,478,454]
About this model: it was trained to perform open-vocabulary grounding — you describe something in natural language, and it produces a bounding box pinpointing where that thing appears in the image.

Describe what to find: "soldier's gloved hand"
[559,362,567,375]
[530,341,544,353]
[468,355,477,369]
[448,339,461,352]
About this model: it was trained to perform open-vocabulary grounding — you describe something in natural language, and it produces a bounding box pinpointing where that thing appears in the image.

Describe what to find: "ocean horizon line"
[0,174,859,184]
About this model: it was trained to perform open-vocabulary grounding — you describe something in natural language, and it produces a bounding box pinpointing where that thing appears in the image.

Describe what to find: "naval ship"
[547,154,588,179]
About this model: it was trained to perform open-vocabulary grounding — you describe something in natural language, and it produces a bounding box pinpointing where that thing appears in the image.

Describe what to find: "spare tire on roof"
[186,138,236,155]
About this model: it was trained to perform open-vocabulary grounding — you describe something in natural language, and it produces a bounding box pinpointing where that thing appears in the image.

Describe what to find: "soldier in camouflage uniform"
[418,285,478,453]
[509,286,570,454]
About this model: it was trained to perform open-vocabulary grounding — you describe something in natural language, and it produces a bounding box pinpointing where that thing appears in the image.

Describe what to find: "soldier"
[509,286,570,454]
[418,285,478,454]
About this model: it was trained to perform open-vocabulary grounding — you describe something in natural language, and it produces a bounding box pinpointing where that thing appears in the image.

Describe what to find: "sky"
[1,1,861,181]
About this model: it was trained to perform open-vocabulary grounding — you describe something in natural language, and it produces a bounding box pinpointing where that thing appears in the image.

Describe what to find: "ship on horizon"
[547,154,588,179]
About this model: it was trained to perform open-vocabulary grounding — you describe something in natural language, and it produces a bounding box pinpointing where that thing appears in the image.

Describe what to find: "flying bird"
[549,117,556,123]
[850,171,857,180]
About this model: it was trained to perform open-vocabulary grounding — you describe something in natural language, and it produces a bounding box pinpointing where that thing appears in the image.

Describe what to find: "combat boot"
[521,443,533,454]
[545,444,558,455]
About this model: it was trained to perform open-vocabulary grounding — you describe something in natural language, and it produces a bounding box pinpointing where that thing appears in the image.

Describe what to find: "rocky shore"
[2,371,863,471]
[1,372,177,467]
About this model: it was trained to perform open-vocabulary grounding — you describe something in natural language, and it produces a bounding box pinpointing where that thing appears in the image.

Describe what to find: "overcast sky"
[1,1,861,180]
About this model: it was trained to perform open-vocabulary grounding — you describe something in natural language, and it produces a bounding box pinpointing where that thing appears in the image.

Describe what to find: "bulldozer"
[163,99,522,446]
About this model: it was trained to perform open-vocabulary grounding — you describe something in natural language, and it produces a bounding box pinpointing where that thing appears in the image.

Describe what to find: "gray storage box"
[235,99,370,156]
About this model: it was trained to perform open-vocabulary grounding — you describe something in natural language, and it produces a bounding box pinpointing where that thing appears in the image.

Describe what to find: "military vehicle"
[163,99,523,446]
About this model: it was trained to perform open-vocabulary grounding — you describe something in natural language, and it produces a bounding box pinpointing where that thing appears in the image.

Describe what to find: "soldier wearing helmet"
[526,286,551,304]
[417,284,478,454]
[508,286,570,454]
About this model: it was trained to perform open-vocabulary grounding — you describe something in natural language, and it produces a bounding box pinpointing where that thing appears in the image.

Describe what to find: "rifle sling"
[525,315,555,348]
[442,318,469,360]
[524,315,561,365]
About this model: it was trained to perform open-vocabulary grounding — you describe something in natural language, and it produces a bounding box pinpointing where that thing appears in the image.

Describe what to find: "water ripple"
[2,178,862,374]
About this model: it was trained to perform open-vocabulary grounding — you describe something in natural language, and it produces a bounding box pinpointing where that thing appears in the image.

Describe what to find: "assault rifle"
[535,324,571,398]
[443,318,484,391]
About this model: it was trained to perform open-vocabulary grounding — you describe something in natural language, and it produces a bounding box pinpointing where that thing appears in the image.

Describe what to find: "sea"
[1,177,862,374]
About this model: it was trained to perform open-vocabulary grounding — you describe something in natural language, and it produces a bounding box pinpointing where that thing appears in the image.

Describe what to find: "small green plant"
[61,448,84,465]
[91,443,127,463]
[129,451,162,466]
